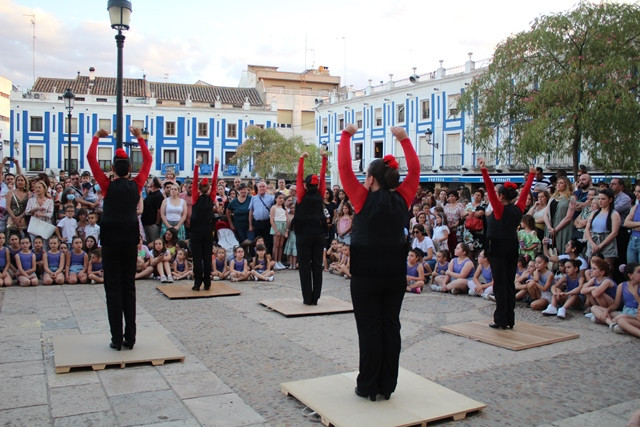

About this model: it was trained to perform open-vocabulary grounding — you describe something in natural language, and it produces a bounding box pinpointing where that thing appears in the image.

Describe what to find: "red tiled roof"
[32,75,264,107]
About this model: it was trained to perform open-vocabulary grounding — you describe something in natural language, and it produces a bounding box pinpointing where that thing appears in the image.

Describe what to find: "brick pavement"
[0,270,637,426]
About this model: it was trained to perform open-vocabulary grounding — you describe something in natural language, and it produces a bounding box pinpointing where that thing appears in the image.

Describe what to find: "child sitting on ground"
[151,238,173,283]
[431,249,449,283]
[515,259,535,300]
[406,248,425,294]
[526,255,555,310]
[518,215,540,259]
[15,236,38,287]
[229,246,251,282]
[582,258,617,321]
[212,247,230,280]
[32,236,45,278]
[42,235,65,285]
[336,244,351,279]
[595,263,639,333]
[87,248,104,284]
[468,250,494,300]
[542,259,585,319]
[66,236,88,284]
[250,244,275,282]
[135,236,154,280]
[324,239,341,271]
[172,248,193,280]
[0,233,12,287]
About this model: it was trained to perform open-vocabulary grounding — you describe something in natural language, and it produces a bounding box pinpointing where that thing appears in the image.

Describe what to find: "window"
[421,100,430,120]
[29,145,44,171]
[227,123,237,138]
[198,122,208,137]
[445,133,461,153]
[195,150,209,165]
[98,147,112,171]
[396,104,405,123]
[132,119,144,129]
[418,135,430,156]
[64,117,78,134]
[99,119,111,132]
[447,94,460,118]
[63,146,79,172]
[375,108,382,127]
[356,111,363,129]
[166,121,176,136]
[338,115,344,131]
[374,141,383,159]
[277,110,293,128]
[224,151,235,165]
[131,148,142,172]
[301,111,315,131]
[322,118,328,134]
[30,116,43,132]
[163,149,177,164]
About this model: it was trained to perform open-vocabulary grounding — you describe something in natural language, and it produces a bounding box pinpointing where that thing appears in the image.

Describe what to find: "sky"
[0,0,632,91]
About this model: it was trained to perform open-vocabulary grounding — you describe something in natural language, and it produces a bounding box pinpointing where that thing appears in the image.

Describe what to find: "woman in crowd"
[339,124,419,402]
[623,183,640,265]
[584,188,620,268]
[528,190,550,241]
[479,158,535,329]
[544,176,576,254]
[294,150,328,305]
[443,190,465,254]
[160,183,187,242]
[6,174,29,237]
[226,183,252,244]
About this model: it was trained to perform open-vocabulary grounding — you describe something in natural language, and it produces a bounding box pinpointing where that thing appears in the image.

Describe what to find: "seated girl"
[87,249,104,284]
[212,247,230,280]
[406,248,425,293]
[324,239,341,271]
[150,238,173,282]
[15,236,38,287]
[525,255,555,310]
[0,233,12,287]
[582,258,617,320]
[135,235,154,280]
[431,243,474,294]
[468,250,494,299]
[515,259,536,300]
[42,236,65,285]
[430,249,449,283]
[335,244,351,279]
[229,246,251,282]
[542,259,585,319]
[32,236,45,278]
[591,263,638,329]
[66,236,88,284]
[172,248,193,280]
[250,244,275,282]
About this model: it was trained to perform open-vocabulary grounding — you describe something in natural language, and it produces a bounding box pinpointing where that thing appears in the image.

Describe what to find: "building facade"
[10,69,277,178]
[0,76,11,155]
[239,65,341,144]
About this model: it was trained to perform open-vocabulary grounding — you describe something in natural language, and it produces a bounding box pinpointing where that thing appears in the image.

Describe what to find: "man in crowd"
[142,177,164,244]
[248,180,275,259]
[611,177,632,265]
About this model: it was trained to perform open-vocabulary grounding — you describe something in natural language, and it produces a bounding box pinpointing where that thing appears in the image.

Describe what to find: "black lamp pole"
[107,0,132,149]
[63,88,75,177]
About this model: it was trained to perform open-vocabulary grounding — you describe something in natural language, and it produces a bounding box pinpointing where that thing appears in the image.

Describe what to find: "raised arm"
[209,158,220,202]
[516,167,536,212]
[338,125,368,213]
[192,160,200,205]
[393,127,420,209]
[296,154,307,202]
[87,129,111,193]
[319,151,328,196]
[479,158,503,219]
[131,127,152,191]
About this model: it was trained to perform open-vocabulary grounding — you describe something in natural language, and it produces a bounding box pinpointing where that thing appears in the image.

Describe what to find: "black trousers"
[191,229,213,288]
[351,275,405,396]
[103,244,137,345]
[296,233,324,304]
[489,242,519,327]
[253,219,272,253]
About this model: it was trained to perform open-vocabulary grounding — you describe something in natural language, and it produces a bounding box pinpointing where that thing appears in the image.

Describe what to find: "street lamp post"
[63,88,75,177]
[107,0,132,150]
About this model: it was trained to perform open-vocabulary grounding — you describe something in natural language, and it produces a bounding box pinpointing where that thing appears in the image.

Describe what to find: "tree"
[231,126,326,180]
[459,2,640,177]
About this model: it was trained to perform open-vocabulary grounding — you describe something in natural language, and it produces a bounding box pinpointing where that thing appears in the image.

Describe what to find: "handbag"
[464,215,483,232]
[27,217,57,239]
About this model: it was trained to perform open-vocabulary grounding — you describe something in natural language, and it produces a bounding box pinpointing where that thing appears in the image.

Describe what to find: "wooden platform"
[260,296,353,317]
[281,368,485,427]
[53,329,185,373]
[156,282,241,299]
[440,320,579,351]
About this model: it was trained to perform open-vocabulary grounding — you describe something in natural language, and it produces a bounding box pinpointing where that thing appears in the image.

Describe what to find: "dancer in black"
[87,127,151,350]
[191,156,219,291]
[294,151,327,305]
[339,124,419,401]
[479,158,534,329]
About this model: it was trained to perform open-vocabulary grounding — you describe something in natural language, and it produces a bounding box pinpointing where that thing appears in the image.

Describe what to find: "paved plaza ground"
[0,269,638,426]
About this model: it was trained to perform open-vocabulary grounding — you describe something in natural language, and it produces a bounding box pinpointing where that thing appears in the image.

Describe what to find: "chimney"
[89,67,96,81]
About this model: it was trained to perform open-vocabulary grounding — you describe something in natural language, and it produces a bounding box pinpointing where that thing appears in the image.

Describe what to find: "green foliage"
[231,126,326,179]
[459,2,640,176]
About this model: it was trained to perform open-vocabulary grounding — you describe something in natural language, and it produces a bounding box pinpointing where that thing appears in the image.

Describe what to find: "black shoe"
[122,341,135,350]
[489,323,507,330]
[109,342,122,351]
[354,387,376,401]
[192,284,200,291]
[203,284,211,291]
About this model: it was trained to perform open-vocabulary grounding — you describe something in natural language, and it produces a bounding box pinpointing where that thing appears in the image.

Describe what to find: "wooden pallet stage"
[156,282,241,299]
[53,329,185,373]
[440,320,579,351]
[281,368,485,427]
[260,296,353,317]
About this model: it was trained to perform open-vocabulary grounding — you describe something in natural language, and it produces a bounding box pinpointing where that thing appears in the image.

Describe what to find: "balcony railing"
[440,153,463,170]
[396,155,433,173]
